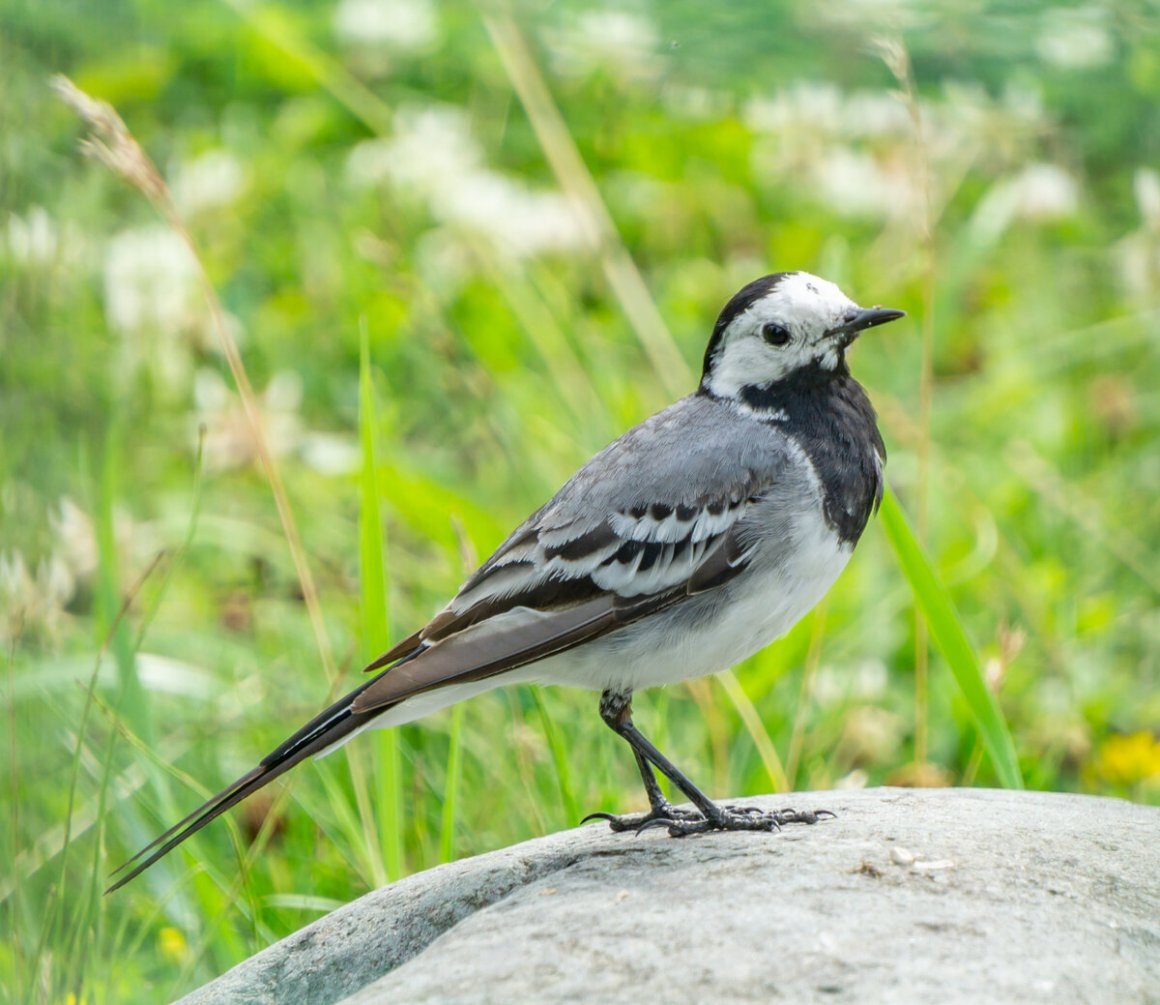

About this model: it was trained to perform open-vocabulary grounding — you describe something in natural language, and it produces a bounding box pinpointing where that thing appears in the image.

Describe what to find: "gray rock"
[176,788,1160,1005]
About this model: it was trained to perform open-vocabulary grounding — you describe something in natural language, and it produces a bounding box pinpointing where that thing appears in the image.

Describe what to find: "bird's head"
[700,272,904,399]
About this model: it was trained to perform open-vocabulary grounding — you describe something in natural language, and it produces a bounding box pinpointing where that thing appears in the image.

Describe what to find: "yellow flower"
[158,926,188,965]
[1089,732,1160,786]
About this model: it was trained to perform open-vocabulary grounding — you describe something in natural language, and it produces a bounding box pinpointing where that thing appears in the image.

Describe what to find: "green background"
[2,0,1158,1001]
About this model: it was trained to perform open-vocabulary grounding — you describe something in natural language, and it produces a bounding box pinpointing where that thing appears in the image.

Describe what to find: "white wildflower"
[6,206,59,265]
[814,0,924,31]
[333,0,437,52]
[194,369,303,472]
[103,226,201,390]
[413,228,474,296]
[348,106,479,192]
[661,85,730,122]
[971,163,1079,244]
[347,105,586,258]
[104,226,196,335]
[815,147,914,220]
[998,81,1047,130]
[747,82,919,143]
[172,149,245,216]
[441,173,586,258]
[843,91,912,138]
[135,653,215,698]
[747,85,933,223]
[839,706,904,764]
[851,659,889,700]
[299,433,361,476]
[1036,6,1114,69]
[545,9,661,83]
[747,79,1049,202]
[834,768,869,790]
[193,370,360,475]
[50,497,99,582]
[744,82,846,137]
[1134,167,1160,232]
[345,138,397,190]
[0,551,74,644]
[1115,168,1160,301]
[1015,163,1080,219]
[813,659,889,706]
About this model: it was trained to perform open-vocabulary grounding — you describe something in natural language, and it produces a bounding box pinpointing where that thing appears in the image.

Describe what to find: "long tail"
[106,671,393,894]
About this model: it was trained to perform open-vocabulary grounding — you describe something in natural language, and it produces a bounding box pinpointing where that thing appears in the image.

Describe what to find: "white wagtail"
[109,271,904,892]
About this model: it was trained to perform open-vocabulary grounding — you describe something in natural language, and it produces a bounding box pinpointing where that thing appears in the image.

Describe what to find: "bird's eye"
[761,322,791,347]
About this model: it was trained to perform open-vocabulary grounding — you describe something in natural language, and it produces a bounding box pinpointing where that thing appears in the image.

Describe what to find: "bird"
[108,270,904,893]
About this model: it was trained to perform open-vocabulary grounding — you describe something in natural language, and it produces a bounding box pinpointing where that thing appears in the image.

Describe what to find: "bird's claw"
[665,805,833,836]
[581,803,703,833]
[586,802,833,837]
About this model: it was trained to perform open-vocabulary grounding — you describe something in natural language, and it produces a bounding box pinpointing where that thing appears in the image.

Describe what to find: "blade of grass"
[95,428,148,741]
[359,328,404,883]
[685,677,730,796]
[715,669,790,795]
[264,894,345,915]
[36,544,165,1001]
[343,749,387,890]
[878,486,1023,789]
[221,0,393,135]
[314,763,384,888]
[437,518,480,863]
[648,688,672,801]
[132,427,207,654]
[0,738,193,904]
[3,638,19,999]
[471,244,607,434]
[1006,441,1160,596]
[531,689,580,825]
[439,703,465,863]
[76,660,130,999]
[90,692,287,982]
[878,36,937,771]
[89,695,264,918]
[784,604,828,790]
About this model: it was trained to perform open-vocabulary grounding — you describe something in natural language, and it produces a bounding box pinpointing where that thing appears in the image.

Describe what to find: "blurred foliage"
[2,0,1159,1001]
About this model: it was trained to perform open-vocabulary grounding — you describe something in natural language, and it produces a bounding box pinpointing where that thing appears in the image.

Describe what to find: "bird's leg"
[584,688,833,837]
[581,689,705,831]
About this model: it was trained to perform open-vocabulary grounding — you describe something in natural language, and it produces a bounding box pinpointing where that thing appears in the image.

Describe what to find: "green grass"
[879,487,1023,790]
[3,1,1160,1002]
[359,327,402,883]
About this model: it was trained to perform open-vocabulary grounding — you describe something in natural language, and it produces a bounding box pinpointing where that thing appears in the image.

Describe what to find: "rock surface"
[176,788,1160,1005]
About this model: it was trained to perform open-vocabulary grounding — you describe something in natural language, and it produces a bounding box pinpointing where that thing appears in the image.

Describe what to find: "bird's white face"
[703,272,873,400]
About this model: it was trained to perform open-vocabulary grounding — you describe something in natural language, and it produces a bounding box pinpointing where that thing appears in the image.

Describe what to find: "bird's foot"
[583,801,833,836]
[581,802,703,834]
[639,803,834,837]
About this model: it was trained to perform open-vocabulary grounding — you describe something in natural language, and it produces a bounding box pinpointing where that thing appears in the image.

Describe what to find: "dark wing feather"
[352,583,696,715]
[353,487,763,713]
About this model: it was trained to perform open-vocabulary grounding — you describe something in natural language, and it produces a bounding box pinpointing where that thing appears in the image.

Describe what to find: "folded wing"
[353,468,767,713]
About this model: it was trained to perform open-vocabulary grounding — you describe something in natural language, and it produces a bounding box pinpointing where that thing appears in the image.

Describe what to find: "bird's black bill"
[850,306,906,331]
[828,306,906,346]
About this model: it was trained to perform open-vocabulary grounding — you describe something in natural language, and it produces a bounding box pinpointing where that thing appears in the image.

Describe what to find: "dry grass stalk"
[52,75,337,685]
[874,38,937,772]
[482,10,692,400]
